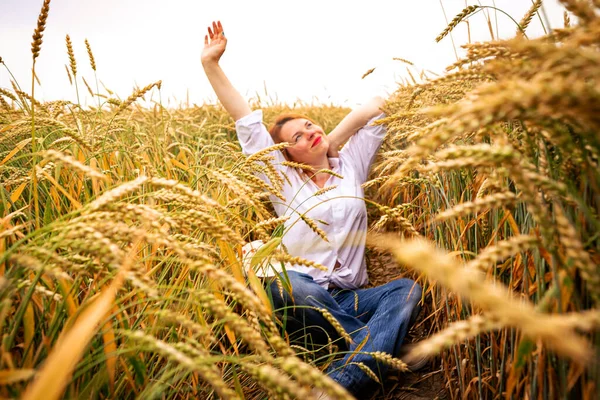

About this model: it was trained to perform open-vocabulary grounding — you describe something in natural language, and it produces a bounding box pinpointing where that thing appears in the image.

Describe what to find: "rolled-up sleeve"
[236,110,277,156]
[235,109,288,184]
[339,113,387,183]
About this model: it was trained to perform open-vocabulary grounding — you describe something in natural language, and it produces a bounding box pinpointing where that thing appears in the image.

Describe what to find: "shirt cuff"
[235,109,263,127]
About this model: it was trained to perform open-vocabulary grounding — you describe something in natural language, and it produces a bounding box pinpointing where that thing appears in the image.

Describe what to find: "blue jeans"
[268,271,422,396]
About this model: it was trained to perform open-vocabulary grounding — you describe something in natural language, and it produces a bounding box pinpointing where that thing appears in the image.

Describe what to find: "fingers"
[206,21,224,42]
[204,35,208,47]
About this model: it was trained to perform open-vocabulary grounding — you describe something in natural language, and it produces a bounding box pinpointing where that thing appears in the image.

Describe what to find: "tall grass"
[1,1,599,399]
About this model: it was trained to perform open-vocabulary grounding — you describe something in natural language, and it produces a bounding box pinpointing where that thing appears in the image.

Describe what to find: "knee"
[387,279,422,327]
[389,279,422,304]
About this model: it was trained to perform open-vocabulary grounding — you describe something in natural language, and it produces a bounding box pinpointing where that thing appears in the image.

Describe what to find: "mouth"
[311,136,322,148]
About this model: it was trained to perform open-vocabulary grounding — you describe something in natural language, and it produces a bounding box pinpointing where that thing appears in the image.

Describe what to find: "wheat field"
[0,0,599,399]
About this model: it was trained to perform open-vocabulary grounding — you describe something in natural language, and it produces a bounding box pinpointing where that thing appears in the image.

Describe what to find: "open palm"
[201,21,227,64]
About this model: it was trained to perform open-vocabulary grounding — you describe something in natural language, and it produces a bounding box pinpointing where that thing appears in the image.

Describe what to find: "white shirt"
[235,110,387,289]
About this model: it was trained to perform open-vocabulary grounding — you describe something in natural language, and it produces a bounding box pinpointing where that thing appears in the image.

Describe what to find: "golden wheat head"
[31,0,51,60]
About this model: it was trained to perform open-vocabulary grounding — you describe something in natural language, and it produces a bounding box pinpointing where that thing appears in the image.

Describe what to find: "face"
[279,118,329,163]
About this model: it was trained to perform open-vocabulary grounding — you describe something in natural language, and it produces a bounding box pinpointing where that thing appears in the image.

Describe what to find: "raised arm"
[201,21,252,121]
[327,96,386,157]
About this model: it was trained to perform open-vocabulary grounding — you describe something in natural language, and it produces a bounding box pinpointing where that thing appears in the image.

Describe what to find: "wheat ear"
[31,0,51,60]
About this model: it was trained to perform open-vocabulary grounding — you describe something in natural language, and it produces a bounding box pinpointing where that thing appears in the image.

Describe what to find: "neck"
[308,155,331,187]
[309,155,330,171]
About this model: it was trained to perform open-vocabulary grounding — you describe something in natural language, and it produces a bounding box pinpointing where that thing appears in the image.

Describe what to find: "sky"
[1,0,569,108]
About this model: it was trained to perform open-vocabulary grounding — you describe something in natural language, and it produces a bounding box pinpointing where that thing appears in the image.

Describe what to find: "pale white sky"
[1,0,567,108]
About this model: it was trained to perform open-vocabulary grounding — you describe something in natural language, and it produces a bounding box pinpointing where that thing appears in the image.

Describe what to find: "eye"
[294,133,302,142]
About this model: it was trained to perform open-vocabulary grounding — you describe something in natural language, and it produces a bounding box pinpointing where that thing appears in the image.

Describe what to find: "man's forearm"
[202,61,252,121]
